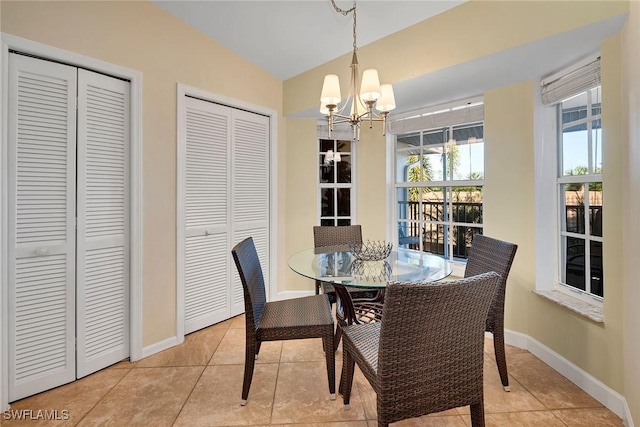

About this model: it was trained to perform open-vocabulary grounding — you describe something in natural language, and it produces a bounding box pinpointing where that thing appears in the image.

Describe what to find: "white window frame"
[555,87,603,301]
[390,98,485,267]
[535,54,604,314]
[316,124,357,226]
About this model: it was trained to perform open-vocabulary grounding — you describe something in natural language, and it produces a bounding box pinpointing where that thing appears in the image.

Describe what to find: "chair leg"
[470,402,486,426]
[241,341,257,405]
[315,280,321,295]
[340,350,355,407]
[492,329,510,391]
[255,341,262,358]
[333,324,343,352]
[323,332,336,400]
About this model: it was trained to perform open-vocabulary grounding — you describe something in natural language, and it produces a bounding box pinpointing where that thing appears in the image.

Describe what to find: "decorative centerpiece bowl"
[349,240,393,261]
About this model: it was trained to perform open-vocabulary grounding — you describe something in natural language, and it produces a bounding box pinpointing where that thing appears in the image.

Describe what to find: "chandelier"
[320,0,396,141]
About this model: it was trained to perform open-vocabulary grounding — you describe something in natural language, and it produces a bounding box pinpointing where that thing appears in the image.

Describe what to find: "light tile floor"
[4,314,624,426]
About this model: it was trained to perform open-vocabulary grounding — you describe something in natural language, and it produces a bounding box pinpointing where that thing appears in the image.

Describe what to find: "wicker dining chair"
[231,237,336,405]
[340,272,501,427]
[313,225,381,350]
[464,234,518,391]
[312,225,377,304]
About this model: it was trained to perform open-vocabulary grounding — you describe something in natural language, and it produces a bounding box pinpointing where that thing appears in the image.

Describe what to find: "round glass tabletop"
[288,246,452,288]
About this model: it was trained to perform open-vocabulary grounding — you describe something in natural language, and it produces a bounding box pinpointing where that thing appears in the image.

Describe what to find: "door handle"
[34,247,49,256]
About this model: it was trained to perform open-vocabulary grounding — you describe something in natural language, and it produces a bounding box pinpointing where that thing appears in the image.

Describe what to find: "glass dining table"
[288,245,453,330]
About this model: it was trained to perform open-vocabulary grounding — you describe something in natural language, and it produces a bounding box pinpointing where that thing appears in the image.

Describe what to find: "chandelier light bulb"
[360,69,381,102]
[376,84,396,112]
[320,74,341,106]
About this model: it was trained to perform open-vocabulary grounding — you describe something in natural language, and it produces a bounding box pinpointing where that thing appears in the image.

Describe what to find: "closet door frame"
[176,83,278,343]
[0,34,144,410]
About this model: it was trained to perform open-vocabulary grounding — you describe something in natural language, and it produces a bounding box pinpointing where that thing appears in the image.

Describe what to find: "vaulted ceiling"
[155,1,626,116]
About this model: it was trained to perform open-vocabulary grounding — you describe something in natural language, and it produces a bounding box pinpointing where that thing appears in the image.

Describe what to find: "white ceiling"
[154,1,627,117]
[153,0,466,80]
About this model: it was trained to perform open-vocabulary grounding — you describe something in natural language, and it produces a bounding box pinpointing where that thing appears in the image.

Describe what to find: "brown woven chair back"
[464,234,518,315]
[313,225,363,248]
[376,272,500,422]
[312,225,364,300]
[464,233,518,390]
[231,237,266,335]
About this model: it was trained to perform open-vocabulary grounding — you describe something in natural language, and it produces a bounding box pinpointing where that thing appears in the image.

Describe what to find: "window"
[393,100,484,262]
[318,138,354,226]
[557,86,603,298]
[539,55,603,301]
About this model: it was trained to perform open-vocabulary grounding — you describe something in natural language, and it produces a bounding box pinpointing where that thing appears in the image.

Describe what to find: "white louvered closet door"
[231,110,270,315]
[76,69,130,378]
[7,54,77,401]
[184,97,231,333]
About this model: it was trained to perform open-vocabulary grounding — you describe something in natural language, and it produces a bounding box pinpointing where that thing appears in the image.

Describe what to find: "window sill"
[534,289,603,323]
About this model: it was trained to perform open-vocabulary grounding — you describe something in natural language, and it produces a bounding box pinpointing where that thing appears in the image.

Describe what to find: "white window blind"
[541,56,601,106]
[388,98,484,135]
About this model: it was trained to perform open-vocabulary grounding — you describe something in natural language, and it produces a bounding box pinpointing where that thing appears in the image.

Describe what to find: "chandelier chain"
[330,0,358,52]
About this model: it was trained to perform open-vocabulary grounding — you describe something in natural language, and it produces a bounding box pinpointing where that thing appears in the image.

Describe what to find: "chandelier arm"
[356,109,382,121]
[332,107,385,122]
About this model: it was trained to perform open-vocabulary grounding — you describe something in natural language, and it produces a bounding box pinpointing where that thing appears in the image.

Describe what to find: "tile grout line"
[73,365,134,426]
[170,317,233,426]
[267,340,284,425]
[506,367,597,413]
[499,370,573,425]
[169,364,208,426]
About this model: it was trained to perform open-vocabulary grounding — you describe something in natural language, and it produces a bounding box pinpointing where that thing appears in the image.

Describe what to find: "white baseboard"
[138,292,313,361]
[624,404,636,427]
[504,329,633,426]
[140,336,180,360]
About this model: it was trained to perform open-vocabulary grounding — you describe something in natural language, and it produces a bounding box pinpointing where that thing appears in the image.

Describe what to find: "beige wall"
[483,81,536,336]
[284,118,317,291]
[283,0,633,418]
[481,35,626,394]
[2,0,638,421]
[283,121,388,292]
[622,0,640,423]
[1,0,284,347]
[356,127,387,242]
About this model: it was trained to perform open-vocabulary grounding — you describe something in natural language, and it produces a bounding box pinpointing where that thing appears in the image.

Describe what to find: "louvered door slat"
[232,115,269,224]
[184,234,228,331]
[231,110,270,315]
[8,53,77,401]
[232,228,269,312]
[183,97,230,333]
[76,69,130,378]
